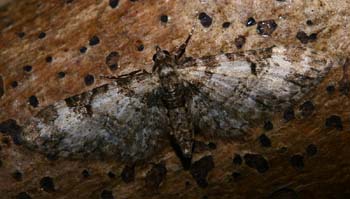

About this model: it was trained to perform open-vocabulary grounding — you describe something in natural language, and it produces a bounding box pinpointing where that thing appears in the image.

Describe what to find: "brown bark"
[0,0,350,198]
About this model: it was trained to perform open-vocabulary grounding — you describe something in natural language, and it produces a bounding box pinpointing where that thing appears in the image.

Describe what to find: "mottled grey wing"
[179,46,333,137]
[22,71,169,161]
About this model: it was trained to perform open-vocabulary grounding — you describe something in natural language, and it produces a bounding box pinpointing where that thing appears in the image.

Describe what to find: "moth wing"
[23,71,170,161]
[179,46,333,136]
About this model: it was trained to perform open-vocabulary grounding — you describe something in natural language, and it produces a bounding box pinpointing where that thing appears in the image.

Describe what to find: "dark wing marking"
[179,46,333,136]
[22,71,170,161]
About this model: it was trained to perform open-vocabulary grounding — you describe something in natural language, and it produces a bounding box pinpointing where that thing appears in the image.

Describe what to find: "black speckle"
[40,177,55,192]
[244,153,269,173]
[190,156,214,188]
[306,144,317,157]
[246,17,256,26]
[290,154,304,170]
[325,115,343,130]
[29,95,39,107]
[137,44,144,51]
[89,35,100,46]
[326,84,335,94]
[17,32,25,38]
[101,190,114,199]
[198,12,213,28]
[296,31,309,44]
[109,0,119,8]
[308,33,317,42]
[283,107,295,122]
[11,81,18,88]
[80,46,87,53]
[107,171,116,178]
[38,32,46,39]
[234,35,246,49]
[222,22,231,28]
[250,62,257,75]
[46,56,53,63]
[106,51,120,70]
[121,164,135,183]
[299,101,315,117]
[0,75,3,98]
[207,142,216,150]
[12,170,23,181]
[233,154,242,165]
[258,134,271,147]
[16,192,32,199]
[57,72,66,79]
[263,121,273,131]
[231,172,241,181]
[65,0,74,3]
[23,65,32,72]
[257,20,278,36]
[145,162,167,190]
[270,188,298,199]
[0,119,23,145]
[82,169,90,178]
[84,74,95,86]
[160,14,168,23]
[306,20,313,26]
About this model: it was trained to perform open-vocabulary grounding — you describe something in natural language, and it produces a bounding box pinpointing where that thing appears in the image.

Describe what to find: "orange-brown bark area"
[0,0,350,198]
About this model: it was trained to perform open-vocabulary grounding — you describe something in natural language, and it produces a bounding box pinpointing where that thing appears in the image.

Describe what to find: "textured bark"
[0,0,350,199]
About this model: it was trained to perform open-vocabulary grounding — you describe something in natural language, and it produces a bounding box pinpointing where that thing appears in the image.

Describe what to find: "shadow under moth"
[19,33,333,168]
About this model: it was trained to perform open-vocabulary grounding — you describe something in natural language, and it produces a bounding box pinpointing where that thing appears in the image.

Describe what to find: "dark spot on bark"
[326,84,335,94]
[29,95,39,107]
[84,74,94,86]
[57,72,66,79]
[11,81,18,88]
[269,188,298,199]
[306,144,317,157]
[80,46,87,53]
[109,0,119,8]
[325,115,343,130]
[12,170,23,181]
[306,20,313,26]
[296,31,309,44]
[46,56,52,63]
[231,172,241,181]
[38,32,46,39]
[202,196,208,199]
[263,120,273,131]
[0,119,23,145]
[121,164,135,183]
[23,65,32,72]
[339,79,350,95]
[233,154,242,165]
[283,107,295,122]
[145,162,167,190]
[222,22,231,28]
[101,190,114,199]
[40,177,55,192]
[65,0,74,3]
[107,171,116,178]
[244,153,269,173]
[169,134,192,170]
[257,20,278,36]
[17,32,25,38]
[2,136,10,145]
[106,51,120,70]
[0,75,4,98]
[190,156,214,188]
[137,44,144,51]
[16,192,32,199]
[308,33,317,42]
[207,142,216,149]
[250,62,257,75]
[290,154,304,170]
[258,134,271,147]
[82,169,90,178]
[299,101,315,117]
[89,35,100,46]
[0,160,2,167]
[198,12,212,28]
[234,35,246,49]
[246,17,256,26]
[160,14,168,23]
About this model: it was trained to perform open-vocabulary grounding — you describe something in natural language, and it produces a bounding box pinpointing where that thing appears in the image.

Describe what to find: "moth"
[21,32,333,168]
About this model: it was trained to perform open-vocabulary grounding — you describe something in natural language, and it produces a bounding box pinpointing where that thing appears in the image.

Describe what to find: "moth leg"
[175,27,195,64]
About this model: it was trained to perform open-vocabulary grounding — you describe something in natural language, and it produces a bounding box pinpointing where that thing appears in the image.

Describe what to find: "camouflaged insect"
[21,33,333,167]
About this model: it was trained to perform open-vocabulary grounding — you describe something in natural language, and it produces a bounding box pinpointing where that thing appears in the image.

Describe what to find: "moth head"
[152,46,171,72]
